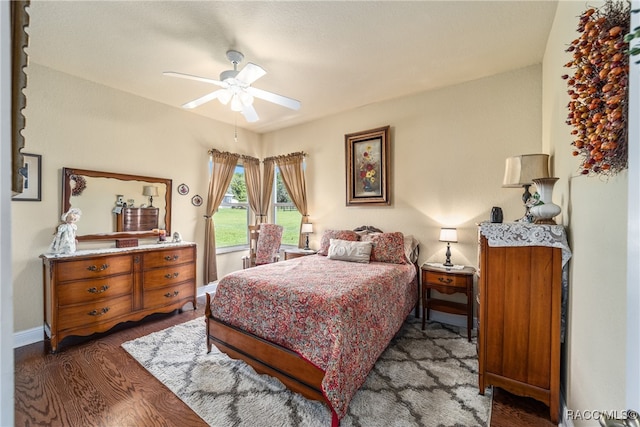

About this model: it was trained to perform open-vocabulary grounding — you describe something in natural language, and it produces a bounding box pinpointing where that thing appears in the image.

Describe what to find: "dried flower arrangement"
[562,0,630,177]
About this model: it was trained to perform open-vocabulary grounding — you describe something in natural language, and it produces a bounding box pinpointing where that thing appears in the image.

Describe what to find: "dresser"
[41,242,196,352]
[116,207,159,232]
[477,223,571,424]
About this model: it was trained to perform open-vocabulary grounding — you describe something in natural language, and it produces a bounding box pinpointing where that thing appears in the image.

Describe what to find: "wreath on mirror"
[563,0,630,177]
[70,174,87,196]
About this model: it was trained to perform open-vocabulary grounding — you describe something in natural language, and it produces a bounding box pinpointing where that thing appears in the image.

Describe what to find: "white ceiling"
[25,1,558,134]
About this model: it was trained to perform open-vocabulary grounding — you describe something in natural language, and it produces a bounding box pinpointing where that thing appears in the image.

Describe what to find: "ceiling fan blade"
[163,71,225,87]
[241,103,259,123]
[247,87,301,111]
[235,63,266,85]
[182,89,227,109]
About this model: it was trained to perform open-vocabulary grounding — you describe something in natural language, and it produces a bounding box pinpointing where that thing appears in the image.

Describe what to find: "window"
[215,164,250,249]
[273,167,301,246]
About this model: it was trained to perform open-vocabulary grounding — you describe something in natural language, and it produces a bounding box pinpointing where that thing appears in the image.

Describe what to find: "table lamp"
[439,228,458,267]
[301,223,313,250]
[143,185,159,207]
[502,154,549,222]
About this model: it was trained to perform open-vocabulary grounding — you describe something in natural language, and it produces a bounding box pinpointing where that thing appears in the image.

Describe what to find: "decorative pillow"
[317,229,360,256]
[404,234,420,264]
[361,232,407,264]
[327,239,372,263]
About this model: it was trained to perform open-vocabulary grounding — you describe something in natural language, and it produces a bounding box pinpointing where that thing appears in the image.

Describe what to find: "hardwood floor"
[14,297,555,426]
[14,299,208,427]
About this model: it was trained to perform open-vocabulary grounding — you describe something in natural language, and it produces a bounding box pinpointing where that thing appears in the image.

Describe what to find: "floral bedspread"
[209,254,417,422]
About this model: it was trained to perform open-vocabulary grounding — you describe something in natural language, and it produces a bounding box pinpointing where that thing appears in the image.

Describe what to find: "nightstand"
[421,264,476,341]
[284,248,317,260]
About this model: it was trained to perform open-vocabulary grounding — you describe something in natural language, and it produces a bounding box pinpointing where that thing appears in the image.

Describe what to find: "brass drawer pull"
[438,277,453,284]
[164,291,179,298]
[87,264,109,272]
[164,255,180,261]
[164,272,180,279]
[88,307,110,316]
[87,285,109,294]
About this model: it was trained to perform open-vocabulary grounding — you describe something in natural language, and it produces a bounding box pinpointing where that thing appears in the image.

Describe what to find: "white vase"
[530,177,561,224]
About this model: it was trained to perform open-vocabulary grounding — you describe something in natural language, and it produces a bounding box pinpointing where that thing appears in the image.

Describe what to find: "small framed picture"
[178,183,189,195]
[12,153,42,202]
[191,194,203,206]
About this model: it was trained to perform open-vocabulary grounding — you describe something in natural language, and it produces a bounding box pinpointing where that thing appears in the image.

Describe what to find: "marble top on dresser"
[40,241,195,260]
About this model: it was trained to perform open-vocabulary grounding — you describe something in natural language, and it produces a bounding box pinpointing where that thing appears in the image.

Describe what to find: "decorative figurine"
[172,231,182,243]
[50,208,82,254]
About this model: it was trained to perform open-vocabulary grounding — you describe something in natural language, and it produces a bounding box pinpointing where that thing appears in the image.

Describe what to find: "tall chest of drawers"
[477,223,571,424]
[41,243,197,352]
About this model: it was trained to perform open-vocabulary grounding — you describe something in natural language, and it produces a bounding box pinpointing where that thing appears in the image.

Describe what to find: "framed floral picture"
[345,126,390,206]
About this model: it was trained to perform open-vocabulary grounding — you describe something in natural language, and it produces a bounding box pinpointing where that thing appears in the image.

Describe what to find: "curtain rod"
[207,149,306,163]
[263,151,307,162]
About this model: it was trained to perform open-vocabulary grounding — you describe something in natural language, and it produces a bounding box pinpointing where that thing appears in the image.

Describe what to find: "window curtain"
[260,158,275,224]
[271,152,309,248]
[242,156,263,224]
[204,149,239,283]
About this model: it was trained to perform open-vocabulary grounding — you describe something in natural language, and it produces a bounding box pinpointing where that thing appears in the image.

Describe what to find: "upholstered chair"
[242,223,283,269]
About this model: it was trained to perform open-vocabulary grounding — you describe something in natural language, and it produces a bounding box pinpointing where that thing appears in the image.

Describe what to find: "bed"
[205,228,419,426]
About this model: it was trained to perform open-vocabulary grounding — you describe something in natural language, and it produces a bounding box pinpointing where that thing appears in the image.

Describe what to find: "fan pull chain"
[234,120,238,143]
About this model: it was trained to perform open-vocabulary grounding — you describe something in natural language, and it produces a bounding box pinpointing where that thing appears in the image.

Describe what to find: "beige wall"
[11,3,637,422]
[14,62,542,334]
[543,1,628,421]
[13,63,260,332]
[262,65,543,269]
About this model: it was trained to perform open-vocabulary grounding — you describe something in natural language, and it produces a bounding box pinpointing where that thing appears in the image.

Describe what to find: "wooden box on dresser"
[41,242,197,352]
[477,222,571,424]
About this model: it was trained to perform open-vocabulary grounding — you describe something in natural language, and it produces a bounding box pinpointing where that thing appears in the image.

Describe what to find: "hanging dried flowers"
[562,0,630,177]
[70,174,87,196]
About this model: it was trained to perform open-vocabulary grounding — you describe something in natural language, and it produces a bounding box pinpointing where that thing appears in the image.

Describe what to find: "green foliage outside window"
[229,172,247,202]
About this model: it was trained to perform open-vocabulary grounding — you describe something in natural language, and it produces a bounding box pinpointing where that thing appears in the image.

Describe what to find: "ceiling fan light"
[218,90,232,105]
[230,95,243,112]
[239,91,254,106]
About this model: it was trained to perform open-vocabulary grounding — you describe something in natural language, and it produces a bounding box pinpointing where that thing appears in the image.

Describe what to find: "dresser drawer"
[143,263,195,289]
[56,255,133,282]
[143,281,194,309]
[144,247,195,269]
[423,270,468,289]
[58,295,132,331]
[57,275,132,306]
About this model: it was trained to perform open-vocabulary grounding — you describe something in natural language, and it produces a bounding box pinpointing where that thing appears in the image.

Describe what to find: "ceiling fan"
[164,50,301,123]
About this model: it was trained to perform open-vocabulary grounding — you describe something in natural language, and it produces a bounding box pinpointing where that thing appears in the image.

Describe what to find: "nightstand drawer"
[423,270,468,289]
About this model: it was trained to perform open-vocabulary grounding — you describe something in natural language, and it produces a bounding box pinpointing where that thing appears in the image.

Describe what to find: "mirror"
[62,167,172,241]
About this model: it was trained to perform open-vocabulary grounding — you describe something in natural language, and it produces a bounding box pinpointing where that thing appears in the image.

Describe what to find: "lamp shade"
[301,223,314,234]
[439,228,458,243]
[502,154,550,188]
[142,186,159,197]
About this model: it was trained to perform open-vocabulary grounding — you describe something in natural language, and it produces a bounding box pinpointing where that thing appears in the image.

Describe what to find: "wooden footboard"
[205,293,326,403]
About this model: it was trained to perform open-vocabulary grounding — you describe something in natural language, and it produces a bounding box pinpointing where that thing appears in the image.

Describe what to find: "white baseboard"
[200,281,218,297]
[427,310,476,330]
[14,283,221,349]
[560,389,574,427]
[14,326,43,349]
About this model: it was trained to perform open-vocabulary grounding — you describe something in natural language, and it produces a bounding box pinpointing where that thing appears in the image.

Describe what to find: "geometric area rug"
[122,316,491,426]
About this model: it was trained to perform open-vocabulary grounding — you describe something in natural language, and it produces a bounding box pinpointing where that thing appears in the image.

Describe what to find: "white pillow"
[327,239,372,263]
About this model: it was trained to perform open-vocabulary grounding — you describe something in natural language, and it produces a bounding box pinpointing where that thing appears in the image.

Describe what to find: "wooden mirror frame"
[62,168,172,241]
